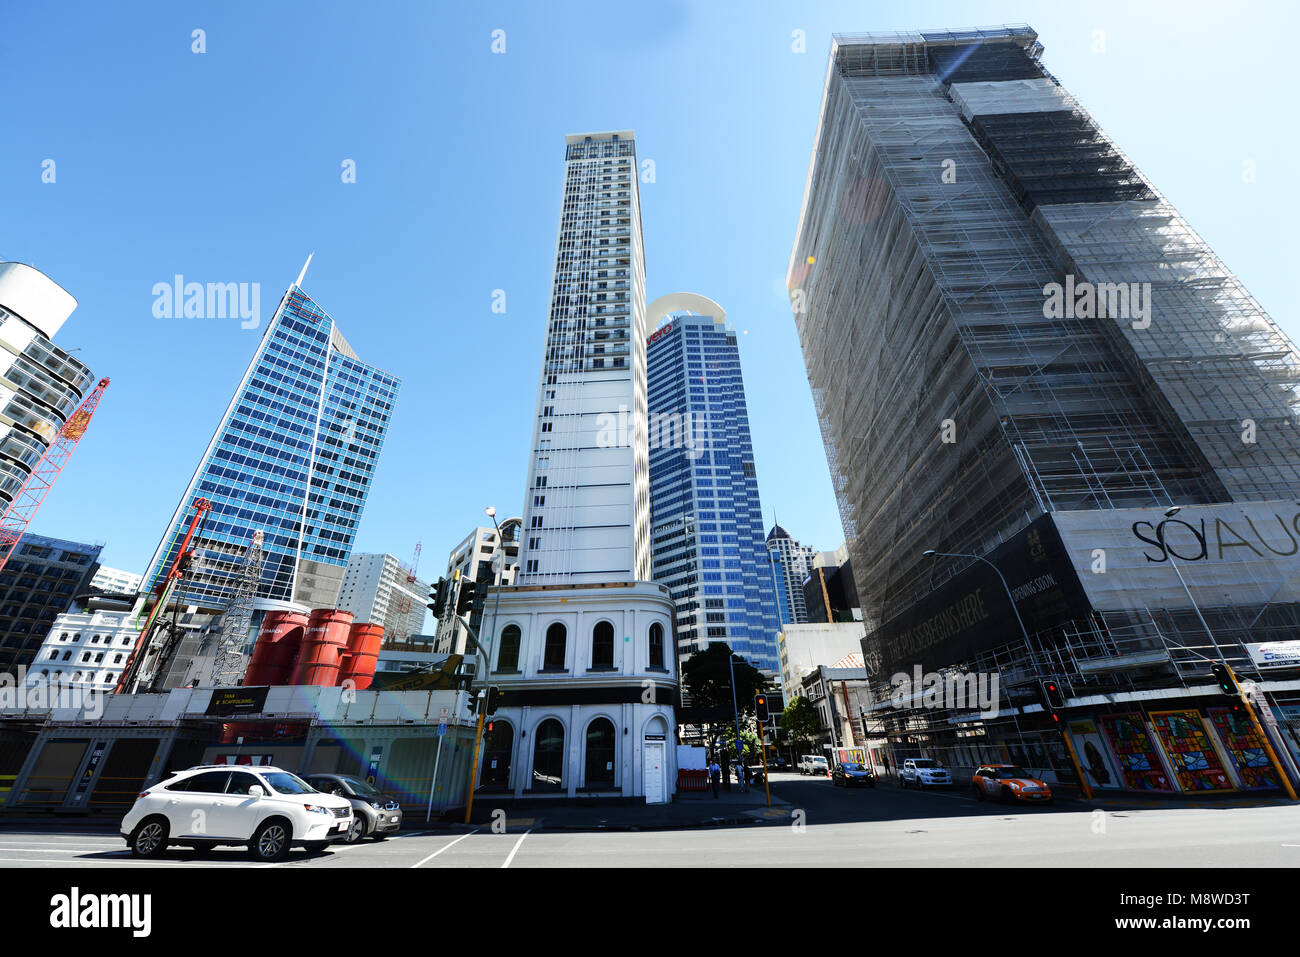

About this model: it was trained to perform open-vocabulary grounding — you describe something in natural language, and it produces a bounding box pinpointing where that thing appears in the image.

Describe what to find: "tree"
[681,643,768,760]
[780,695,822,756]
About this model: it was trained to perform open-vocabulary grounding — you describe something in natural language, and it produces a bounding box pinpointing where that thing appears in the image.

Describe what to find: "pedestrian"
[708,759,721,799]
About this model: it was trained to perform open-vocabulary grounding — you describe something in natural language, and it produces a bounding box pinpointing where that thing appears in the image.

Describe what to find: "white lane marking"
[410,828,479,868]
[501,828,532,869]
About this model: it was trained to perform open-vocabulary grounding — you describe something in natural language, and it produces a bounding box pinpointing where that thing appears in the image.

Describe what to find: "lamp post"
[922,548,1091,799]
[484,506,507,664]
[1159,506,1296,800]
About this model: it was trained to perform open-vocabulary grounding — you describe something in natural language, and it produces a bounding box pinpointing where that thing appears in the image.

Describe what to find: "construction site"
[790,27,1300,796]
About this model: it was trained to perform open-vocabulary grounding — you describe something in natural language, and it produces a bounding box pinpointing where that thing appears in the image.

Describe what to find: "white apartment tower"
[479,131,677,804]
[336,553,428,641]
[518,131,651,585]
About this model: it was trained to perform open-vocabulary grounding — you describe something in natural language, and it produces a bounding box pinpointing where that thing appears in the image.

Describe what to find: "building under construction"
[790,26,1300,794]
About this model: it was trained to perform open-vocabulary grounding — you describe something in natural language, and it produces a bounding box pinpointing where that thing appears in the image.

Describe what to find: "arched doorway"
[584,717,617,791]
[480,719,514,789]
[531,718,565,792]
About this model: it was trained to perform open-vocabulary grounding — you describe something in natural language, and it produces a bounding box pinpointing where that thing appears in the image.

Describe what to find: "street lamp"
[922,548,1091,798]
[483,506,506,670]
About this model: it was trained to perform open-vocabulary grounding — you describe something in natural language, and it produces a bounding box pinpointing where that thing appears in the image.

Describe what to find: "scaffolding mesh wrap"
[928,41,1046,84]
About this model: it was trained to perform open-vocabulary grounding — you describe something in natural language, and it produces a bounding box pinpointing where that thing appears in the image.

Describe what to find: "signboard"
[1246,641,1300,671]
[205,687,269,716]
[867,514,1091,675]
[1053,500,1300,613]
[73,741,108,800]
[437,723,447,736]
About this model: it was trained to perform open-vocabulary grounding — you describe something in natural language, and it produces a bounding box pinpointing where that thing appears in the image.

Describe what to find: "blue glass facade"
[145,283,399,610]
[646,312,781,676]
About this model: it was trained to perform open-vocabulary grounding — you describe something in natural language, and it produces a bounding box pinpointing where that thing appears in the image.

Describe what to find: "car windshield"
[340,777,380,797]
[262,771,316,795]
[912,759,938,768]
[842,763,866,772]
[999,767,1032,779]
[812,758,827,764]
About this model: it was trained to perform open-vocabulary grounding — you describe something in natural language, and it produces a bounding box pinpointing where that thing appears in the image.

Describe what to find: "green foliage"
[681,642,768,711]
[779,695,822,748]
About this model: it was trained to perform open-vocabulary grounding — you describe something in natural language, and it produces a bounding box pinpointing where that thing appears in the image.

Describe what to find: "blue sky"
[3,0,1297,583]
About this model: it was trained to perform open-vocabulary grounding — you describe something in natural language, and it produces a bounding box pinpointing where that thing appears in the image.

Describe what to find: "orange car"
[971,764,1053,804]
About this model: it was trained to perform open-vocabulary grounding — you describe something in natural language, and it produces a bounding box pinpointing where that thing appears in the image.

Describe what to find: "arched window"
[497,625,521,672]
[543,623,566,670]
[584,717,616,790]
[592,620,614,669]
[481,720,514,789]
[649,622,665,669]
[531,718,565,792]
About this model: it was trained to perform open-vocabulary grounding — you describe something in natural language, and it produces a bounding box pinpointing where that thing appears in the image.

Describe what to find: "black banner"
[868,514,1092,676]
[203,687,269,716]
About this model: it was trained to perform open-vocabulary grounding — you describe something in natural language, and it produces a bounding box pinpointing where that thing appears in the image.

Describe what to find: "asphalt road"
[3,772,1298,867]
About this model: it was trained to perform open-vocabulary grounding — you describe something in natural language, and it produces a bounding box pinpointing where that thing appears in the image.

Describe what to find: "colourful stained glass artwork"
[1149,710,1234,792]
[1207,708,1280,790]
[1099,713,1173,792]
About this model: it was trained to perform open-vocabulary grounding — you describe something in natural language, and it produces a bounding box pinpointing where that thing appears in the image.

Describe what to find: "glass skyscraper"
[144,272,399,612]
[646,296,781,675]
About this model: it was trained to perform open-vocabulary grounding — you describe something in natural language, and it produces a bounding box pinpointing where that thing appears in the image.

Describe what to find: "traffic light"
[755,693,769,723]
[1037,680,1062,724]
[456,580,477,616]
[1211,664,1242,707]
[466,691,477,715]
[484,685,501,717]
[430,578,449,617]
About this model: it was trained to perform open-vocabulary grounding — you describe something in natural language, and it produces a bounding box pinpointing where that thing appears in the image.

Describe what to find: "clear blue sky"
[3,0,1297,581]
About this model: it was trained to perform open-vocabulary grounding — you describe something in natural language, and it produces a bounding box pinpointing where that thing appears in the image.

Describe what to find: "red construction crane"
[114,497,213,694]
[0,377,110,576]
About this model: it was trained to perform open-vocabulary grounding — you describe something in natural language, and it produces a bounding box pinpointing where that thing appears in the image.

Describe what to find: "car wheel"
[249,819,292,862]
[129,817,169,858]
[343,816,366,845]
[1000,786,1014,804]
[973,784,985,801]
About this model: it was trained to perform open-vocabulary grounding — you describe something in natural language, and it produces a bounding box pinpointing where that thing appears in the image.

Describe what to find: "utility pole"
[727,649,746,792]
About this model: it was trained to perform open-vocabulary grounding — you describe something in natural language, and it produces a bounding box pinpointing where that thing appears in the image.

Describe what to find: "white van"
[799,754,829,776]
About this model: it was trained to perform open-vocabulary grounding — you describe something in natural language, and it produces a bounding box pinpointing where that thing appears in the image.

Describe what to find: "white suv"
[121,765,355,862]
[900,758,952,789]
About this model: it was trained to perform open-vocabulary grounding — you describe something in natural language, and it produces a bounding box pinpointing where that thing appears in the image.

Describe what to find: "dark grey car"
[306,774,403,844]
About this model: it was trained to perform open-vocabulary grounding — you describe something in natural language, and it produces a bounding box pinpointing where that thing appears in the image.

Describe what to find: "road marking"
[501,828,532,868]
[410,828,479,868]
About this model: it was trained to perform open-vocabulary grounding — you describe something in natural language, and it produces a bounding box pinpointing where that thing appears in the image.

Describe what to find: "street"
[4,772,1298,868]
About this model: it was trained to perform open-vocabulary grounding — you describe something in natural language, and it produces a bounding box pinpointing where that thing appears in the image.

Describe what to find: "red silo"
[289,608,354,687]
[340,622,385,690]
[244,611,309,686]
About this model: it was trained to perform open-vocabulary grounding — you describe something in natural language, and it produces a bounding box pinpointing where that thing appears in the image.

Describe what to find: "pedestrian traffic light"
[430,578,449,617]
[755,693,769,723]
[456,581,477,616]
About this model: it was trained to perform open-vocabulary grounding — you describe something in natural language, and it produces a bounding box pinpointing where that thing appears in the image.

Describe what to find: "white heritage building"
[477,131,677,803]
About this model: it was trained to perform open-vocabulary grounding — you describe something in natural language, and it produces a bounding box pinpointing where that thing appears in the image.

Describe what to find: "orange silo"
[244,610,308,686]
[340,622,385,690]
[289,608,354,686]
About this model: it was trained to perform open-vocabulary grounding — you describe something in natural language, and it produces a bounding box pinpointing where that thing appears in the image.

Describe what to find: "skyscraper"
[144,266,400,613]
[766,525,817,625]
[518,131,650,585]
[480,131,677,802]
[791,27,1300,787]
[0,534,101,672]
[645,294,781,675]
[336,553,428,641]
[0,263,96,515]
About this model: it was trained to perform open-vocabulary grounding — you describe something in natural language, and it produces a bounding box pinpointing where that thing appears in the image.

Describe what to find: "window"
[225,771,263,795]
[584,718,616,790]
[177,771,231,793]
[649,622,665,669]
[591,620,614,669]
[497,625,521,672]
[543,623,566,670]
[531,719,565,792]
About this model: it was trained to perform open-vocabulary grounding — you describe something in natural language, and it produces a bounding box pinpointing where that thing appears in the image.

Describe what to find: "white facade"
[480,581,677,802]
[518,131,651,585]
[337,553,428,640]
[90,565,142,596]
[25,608,141,692]
[779,620,868,694]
